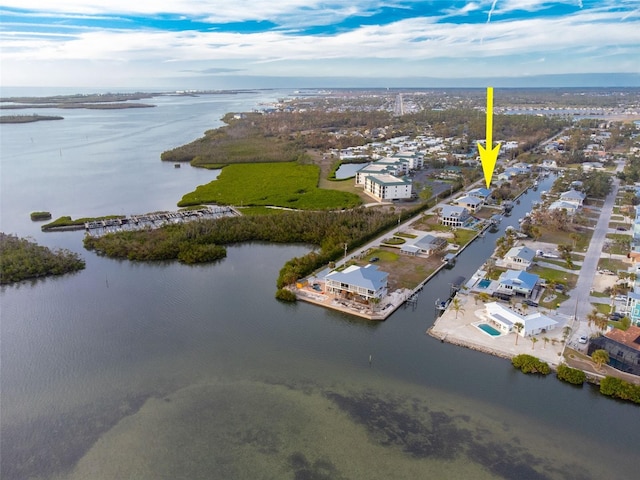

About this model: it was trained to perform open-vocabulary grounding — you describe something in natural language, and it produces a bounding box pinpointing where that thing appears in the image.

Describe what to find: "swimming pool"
[476,323,501,337]
[478,279,491,289]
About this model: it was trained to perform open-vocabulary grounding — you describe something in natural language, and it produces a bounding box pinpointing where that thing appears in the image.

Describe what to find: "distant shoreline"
[0,114,64,123]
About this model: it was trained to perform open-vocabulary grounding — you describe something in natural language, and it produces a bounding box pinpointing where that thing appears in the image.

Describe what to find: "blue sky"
[1,1,639,88]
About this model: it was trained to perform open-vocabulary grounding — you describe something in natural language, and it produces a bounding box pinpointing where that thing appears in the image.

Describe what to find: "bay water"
[1,91,638,479]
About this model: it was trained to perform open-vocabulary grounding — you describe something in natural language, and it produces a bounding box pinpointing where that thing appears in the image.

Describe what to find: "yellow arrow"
[477,86,501,188]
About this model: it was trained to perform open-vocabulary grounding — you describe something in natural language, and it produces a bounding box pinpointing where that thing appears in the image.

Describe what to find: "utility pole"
[344,242,348,260]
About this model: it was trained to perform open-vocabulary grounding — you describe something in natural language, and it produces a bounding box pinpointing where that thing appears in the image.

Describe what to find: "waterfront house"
[498,246,536,271]
[439,205,470,227]
[587,325,640,375]
[467,187,492,203]
[559,189,586,207]
[414,234,448,255]
[541,159,558,169]
[484,302,558,337]
[548,200,580,215]
[324,264,388,301]
[454,195,483,213]
[496,270,540,298]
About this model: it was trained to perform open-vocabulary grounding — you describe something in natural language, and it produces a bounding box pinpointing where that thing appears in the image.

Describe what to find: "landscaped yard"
[537,228,593,252]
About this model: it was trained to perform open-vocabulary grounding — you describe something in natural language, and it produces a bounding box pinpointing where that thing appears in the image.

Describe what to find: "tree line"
[83,208,406,287]
[0,233,85,284]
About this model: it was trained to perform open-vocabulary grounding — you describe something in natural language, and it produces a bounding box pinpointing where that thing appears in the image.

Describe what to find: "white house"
[498,246,536,270]
[559,189,586,206]
[484,302,558,337]
[548,200,580,215]
[454,195,483,213]
[324,264,388,301]
[439,205,471,227]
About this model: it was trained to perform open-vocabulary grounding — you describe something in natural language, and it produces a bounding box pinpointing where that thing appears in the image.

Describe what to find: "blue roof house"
[497,270,540,298]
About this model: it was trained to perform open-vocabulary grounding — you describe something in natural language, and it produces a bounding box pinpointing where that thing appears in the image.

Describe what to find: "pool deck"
[428,291,571,367]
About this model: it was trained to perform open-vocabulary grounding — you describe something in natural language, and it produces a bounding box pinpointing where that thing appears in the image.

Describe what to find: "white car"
[578,335,588,344]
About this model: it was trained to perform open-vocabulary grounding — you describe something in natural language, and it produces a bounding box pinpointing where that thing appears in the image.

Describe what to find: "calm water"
[1,93,638,480]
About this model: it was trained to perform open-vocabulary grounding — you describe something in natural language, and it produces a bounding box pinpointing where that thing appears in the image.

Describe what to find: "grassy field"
[539,291,569,310]
[529,265,579,289]
[537,228,593,252]
[538,257,581,270]
[597,258,629,273]
[178,162,362,209]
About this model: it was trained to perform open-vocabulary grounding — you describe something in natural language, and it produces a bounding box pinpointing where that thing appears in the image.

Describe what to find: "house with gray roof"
[439,205,470,227]
[467,187,492,202]
[455,195,483,213]
[324,264,388,301]
[498,245,536,271]
[559,189,586,206]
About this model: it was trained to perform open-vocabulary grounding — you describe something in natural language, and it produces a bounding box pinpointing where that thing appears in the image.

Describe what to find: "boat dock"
[84,206,239,236]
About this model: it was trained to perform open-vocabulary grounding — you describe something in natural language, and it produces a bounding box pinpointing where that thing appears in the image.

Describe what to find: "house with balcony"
[439,205,470,227]
[587,326,640,375]
[497,246,536,271]
[454,195,483,213]
[324,264,388,302]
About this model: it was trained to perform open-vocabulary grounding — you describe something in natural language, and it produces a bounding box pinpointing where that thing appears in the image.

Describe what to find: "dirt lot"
[353,245,445,291]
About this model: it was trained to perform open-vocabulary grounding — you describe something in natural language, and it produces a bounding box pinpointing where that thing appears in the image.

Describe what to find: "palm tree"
[587,308,599,329]
[542,337,550,349]
[530,337,539,350]
[451,297,465,319]
[521,302,528,315]
[562,325,572,342]
[551,338,558,347]
[591,349,610,371]
[513,322,524,345]
[594,315,609,332]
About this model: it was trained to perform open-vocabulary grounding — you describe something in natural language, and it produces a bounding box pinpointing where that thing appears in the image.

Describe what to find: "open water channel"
[1,90,638,479]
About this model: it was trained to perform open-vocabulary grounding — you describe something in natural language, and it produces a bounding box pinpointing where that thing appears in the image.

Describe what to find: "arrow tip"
[478,142,501,188]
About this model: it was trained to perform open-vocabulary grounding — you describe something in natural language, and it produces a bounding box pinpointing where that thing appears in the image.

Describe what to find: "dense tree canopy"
[0,233,85,284]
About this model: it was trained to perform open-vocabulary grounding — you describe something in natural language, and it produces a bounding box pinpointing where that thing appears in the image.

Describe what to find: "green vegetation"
[382,237,405,246]
[30,211,52,221]
[452,229,478,247]
[42,215,124,230]
[178,162,362,210]
[0,233,85,284]
[275,288,297,302]
[83,209,401,287]
[1,115,63,123]
[161,109,390,167]
[511,354,551,375]
[529,266,578,290]
[599,376,640,404]
[556,363,586,385]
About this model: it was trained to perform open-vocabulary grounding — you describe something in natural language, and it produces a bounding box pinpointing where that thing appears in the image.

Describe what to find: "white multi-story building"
[363,175,412,201]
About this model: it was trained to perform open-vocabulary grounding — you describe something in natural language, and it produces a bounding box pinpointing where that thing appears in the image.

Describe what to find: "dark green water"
[1,92,638,479]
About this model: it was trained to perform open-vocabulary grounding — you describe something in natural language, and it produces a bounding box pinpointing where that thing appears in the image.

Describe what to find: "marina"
[83,206,239,236]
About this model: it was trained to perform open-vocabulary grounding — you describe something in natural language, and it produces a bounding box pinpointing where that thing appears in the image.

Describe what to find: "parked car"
[614,295,627,302]
[578,335,588,344]
[369,257,379,262]
[616,227,628,231]
[610,312,624,320]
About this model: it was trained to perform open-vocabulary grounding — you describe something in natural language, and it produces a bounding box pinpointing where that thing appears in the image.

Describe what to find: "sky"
[1,1,639,89]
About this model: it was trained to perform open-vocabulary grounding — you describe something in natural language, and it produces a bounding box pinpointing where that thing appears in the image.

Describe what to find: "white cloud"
[1,1,638,86]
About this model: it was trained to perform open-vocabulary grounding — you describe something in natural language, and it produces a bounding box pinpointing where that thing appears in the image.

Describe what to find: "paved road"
[558,178,620,341]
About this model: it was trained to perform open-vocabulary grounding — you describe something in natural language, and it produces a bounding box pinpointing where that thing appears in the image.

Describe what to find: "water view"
[1,92,638,479]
